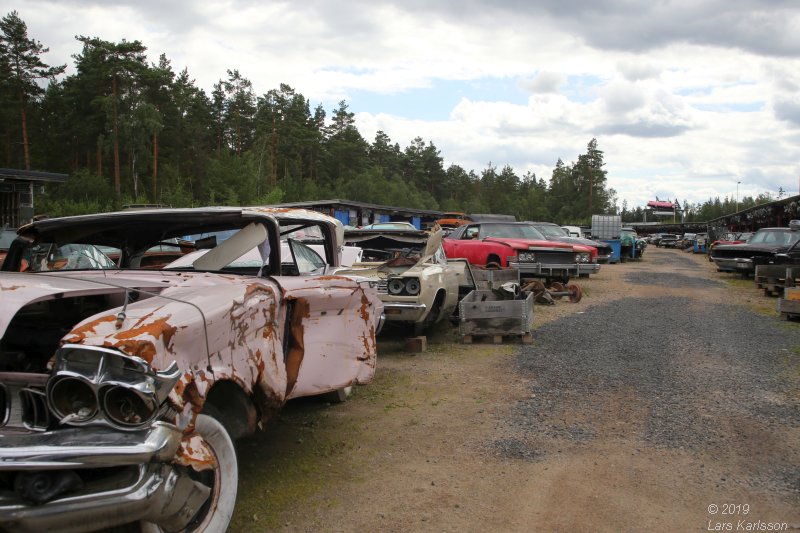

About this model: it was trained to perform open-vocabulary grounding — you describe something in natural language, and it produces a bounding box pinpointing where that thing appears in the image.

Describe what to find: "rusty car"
[337,227,461,336]
[0,206,384,533]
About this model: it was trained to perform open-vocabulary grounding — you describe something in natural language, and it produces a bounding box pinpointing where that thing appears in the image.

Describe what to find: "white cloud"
[8,0,800,210]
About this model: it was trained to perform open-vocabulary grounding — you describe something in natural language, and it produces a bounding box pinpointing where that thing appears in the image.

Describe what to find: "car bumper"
[509,262,600,277]
[0,423,209,533]
[711,257,754,272]
[382,301,428,323]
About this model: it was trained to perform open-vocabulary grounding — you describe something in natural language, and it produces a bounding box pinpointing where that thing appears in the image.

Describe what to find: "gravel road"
[497,247,800,506]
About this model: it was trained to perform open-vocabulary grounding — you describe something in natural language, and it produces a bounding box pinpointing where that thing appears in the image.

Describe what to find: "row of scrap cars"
[707,221,800,319]
[0,207,618,532]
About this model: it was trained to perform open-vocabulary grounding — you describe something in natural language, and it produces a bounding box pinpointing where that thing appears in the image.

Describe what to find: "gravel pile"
[490,258,800,496]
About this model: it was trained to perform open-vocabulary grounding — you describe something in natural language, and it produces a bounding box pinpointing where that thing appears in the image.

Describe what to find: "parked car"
[0,206,384,532]
[338,228,461,335]
[658,234,680,248]
[435,212,472,229]
[360,221,417,231]
[527,221,613,264]
[710,223,800,275]
[561,225,583,239]
[443,221,598,283]
[620,227,647,261]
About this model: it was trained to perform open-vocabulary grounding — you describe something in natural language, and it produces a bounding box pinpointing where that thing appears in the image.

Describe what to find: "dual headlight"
[387,276,421,296]
[575,252,591,263]
[46,344,180,431]
[517,252,536,263]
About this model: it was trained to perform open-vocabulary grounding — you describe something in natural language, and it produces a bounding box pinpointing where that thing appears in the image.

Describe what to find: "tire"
[141,414,238,533]
[413,296,442,337]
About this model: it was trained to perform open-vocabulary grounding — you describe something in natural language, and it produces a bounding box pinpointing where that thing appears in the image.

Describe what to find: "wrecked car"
[337,228,460,336]
[0,206,384,533]
[443,221,599,284]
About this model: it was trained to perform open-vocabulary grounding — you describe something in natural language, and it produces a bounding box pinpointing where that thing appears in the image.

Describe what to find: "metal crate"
[459,289,534,338]
[471,268,520,290]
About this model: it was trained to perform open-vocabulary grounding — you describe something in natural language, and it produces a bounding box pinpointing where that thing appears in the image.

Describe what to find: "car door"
[276,241,382,399]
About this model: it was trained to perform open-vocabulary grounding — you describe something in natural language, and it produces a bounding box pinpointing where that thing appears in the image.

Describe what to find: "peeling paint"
[175,433,216,472]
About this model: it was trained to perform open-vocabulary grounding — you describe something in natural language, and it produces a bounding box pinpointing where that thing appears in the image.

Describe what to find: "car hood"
[0,270,261,371]
[483,237,574,250]
[338,230,444,278]
[712,242,789,254]
[550,236,611,250]
[0,271,174,337]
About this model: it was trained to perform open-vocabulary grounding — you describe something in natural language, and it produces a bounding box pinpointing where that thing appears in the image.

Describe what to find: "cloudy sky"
[9,0,800,209]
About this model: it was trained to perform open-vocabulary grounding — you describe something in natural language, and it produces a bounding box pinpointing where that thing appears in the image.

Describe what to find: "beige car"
[339,229,462,336]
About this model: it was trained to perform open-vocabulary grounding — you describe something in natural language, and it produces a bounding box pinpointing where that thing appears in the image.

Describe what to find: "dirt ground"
[230,248,800,532]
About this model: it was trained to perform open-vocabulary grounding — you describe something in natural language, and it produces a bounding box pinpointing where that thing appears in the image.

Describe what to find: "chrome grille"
[376,279,388,294]
[0,373,50,432]
[536,251,574,264]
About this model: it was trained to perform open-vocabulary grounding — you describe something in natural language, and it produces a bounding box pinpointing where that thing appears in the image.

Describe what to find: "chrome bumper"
[0,423,209,533]
[382,301,427,322]
[510,262,601,277]
[0,423,180,470]
[711,257,753,272]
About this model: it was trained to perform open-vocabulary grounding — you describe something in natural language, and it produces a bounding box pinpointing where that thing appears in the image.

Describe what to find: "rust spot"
[183,381,204,413]
[315,275,353,281]
[0,284,22,291]
[284,298,310,395]
[175,434,216,472]
[359,291,371,323]
[63,315,117,343]
[113,315,178,361]
[105,339,157,362]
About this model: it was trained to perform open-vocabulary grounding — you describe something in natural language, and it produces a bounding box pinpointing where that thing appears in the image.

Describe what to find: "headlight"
[575,253,590,263]
[47,345,180,431]
[102,385,158,428]
[517,252,536,262]
[405,278,421,295]
[386,277,421,296]
[48,376,98,424]
[388,278,406,295]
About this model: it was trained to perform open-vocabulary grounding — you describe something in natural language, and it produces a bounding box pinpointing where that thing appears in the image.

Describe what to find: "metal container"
[471,268,520,290]
[591,215,622,239]
[459,289,534,337]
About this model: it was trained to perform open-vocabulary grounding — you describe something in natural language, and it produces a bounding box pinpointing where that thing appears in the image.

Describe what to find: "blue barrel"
[602,239,622,263]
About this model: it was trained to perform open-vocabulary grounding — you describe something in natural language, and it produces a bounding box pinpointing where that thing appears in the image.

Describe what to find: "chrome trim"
[47,345,181,431]
[0,422,180,470]
[382,302,427,311]
[0,462,209,533]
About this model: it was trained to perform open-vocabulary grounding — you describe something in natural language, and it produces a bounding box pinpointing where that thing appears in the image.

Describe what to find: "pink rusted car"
[0,207,384,532]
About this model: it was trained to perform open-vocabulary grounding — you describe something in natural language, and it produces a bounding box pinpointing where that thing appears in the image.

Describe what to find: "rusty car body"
[0,206,383,533]
[336,228,460,335]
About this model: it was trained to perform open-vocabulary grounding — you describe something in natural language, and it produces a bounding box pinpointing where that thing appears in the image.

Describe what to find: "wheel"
[413,297,442,337]
[566,283,583,303]
[141,414,238,533]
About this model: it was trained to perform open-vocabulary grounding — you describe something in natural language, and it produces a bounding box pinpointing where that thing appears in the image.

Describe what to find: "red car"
[443,221,599,283]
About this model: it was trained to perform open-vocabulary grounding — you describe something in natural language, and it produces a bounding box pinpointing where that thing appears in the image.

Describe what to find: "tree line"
[1,11,755,224]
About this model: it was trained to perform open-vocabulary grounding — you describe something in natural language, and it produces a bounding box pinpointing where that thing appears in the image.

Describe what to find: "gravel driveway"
[498,247,800,516]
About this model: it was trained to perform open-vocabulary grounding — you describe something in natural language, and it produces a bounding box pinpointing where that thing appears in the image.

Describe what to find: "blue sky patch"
[345,77,531,119]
